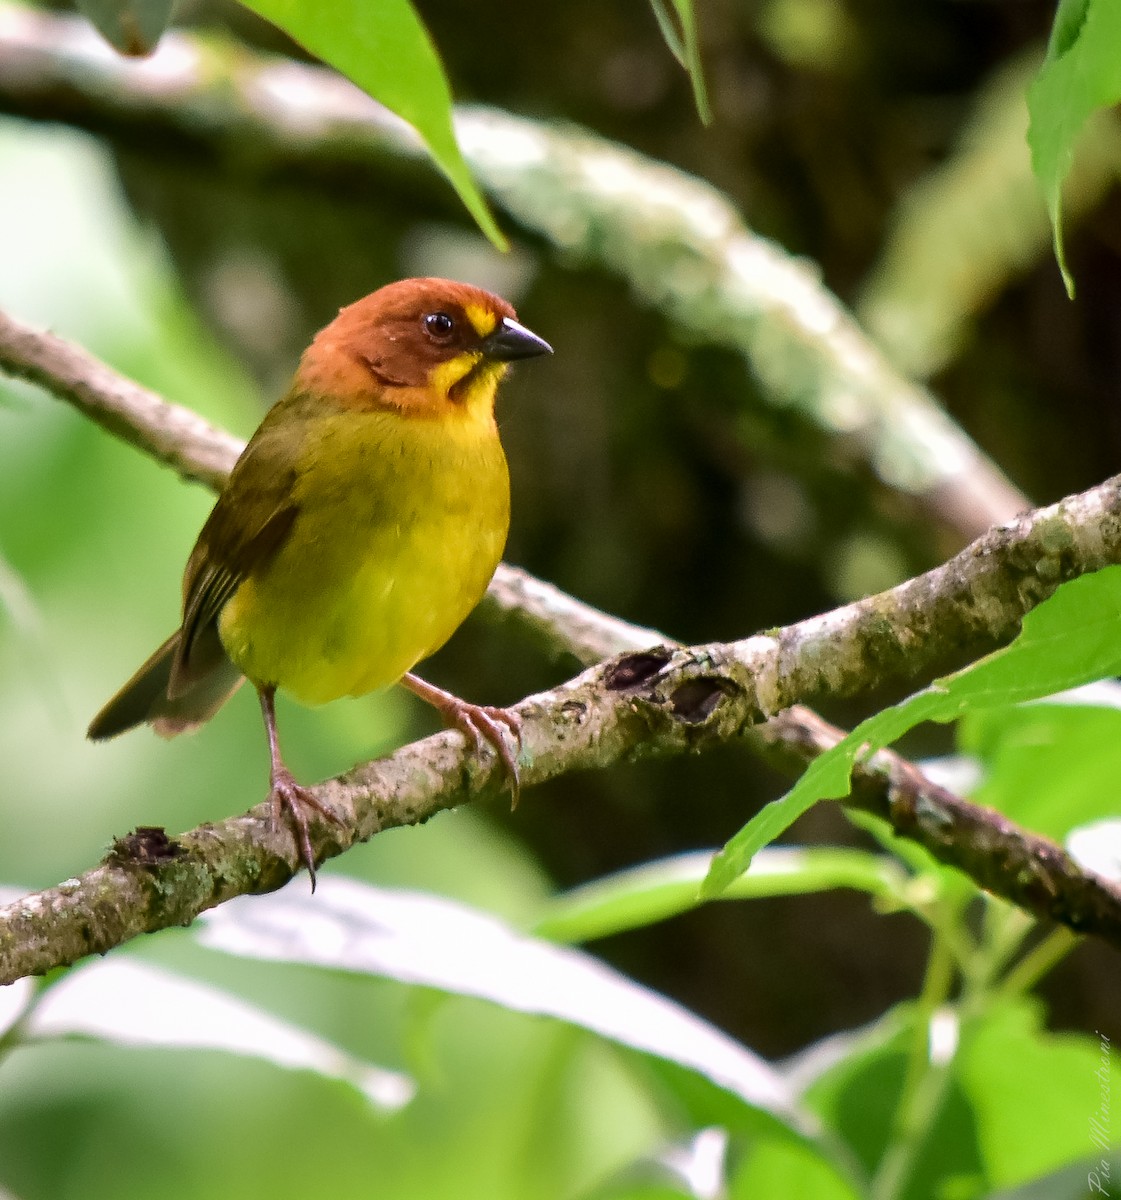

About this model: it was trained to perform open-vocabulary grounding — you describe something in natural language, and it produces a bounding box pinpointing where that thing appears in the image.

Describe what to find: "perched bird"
[89,277,552,884]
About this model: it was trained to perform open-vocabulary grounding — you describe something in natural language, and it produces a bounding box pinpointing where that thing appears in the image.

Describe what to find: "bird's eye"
[424,311,455,339]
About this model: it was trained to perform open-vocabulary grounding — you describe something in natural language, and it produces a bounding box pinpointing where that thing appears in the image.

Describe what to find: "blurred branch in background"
[2,308,1120,982]
[858,51,1121,380]
[0,3,1030,541]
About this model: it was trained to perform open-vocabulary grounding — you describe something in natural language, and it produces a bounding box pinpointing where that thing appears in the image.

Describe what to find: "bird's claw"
[401,673,523,806]
[449,702,523,807]
[267,768,343,891]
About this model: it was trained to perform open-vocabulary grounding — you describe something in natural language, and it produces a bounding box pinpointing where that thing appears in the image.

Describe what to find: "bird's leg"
[401,672,523,806]
[258,685,342,890]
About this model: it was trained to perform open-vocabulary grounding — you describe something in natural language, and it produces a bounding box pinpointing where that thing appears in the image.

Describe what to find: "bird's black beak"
[482,317,553,362]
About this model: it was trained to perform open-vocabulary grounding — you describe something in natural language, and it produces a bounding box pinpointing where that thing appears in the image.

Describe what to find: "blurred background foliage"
[1,0,1120,1196]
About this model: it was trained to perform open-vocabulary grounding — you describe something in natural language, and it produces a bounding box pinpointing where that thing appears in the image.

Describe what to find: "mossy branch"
[2,309,1121,981]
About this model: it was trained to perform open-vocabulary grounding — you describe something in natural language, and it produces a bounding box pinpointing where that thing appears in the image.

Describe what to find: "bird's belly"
[218,459,508,705]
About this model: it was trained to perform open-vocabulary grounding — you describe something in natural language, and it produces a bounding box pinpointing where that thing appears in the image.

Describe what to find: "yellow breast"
[218,405,509,706]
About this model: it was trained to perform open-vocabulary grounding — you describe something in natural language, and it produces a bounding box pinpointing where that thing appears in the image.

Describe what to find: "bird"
[88,277,552,886]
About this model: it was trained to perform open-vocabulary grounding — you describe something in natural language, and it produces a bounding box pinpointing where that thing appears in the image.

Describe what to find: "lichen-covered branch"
[757,707,1121,941]
[3,583,1121,983]
[2,308,1121,981]
[0,2,1028,539]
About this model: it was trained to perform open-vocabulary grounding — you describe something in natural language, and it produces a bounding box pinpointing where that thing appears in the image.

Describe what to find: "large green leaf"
[0,957,412,1109]
[1027,0,1121,292]
[198,878,805,1126]
[802,1010,983,1196]
[238,0,505,249]
[804,1000,1118,1197]
[956,1002,1120,1190]
[704,565,1121,896]
[961,695,1121,838]
[582,1129,729,1200]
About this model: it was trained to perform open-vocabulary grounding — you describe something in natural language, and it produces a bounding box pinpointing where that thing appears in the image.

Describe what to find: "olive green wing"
[89,397,313,740]
[168,426,302,699]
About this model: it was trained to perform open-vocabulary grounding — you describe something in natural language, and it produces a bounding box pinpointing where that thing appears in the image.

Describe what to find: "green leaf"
[648,0,712,124]
[74,0,175,56]
[989,1158,1121,1200]
[237,0,506,249]
[704,565,1121,896]
[1027,0,1121,294]
[731,1135,863,1200]
[956,1001,1120,1189]
[792,1003,1121,1200]
[961,699,1121,839]
[198,878,806,1127]
[634,1058,867,1194]
[534,847,909,944]
[805,1008,1001,1198]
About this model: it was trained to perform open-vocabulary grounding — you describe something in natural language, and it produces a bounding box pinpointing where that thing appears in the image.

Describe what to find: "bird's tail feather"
[88,629,244,741]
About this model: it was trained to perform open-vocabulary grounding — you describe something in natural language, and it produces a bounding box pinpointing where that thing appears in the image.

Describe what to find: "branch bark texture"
[1,310,1121,980]
[0,2,1028,539]
[759,708,1121,942]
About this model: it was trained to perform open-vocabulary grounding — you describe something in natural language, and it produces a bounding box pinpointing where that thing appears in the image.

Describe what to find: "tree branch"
[0,2,1028,539]
[0,310,239,491]
[757,707,1121,942]
[2,309,1121,980]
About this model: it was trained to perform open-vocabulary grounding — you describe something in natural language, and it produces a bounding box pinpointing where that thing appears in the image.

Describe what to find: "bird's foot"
[267,767,343,891]
[450,701,524,806]
[402,674,523,806]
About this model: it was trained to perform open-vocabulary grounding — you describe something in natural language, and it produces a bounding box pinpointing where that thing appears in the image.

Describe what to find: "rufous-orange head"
[294,278,551,419]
